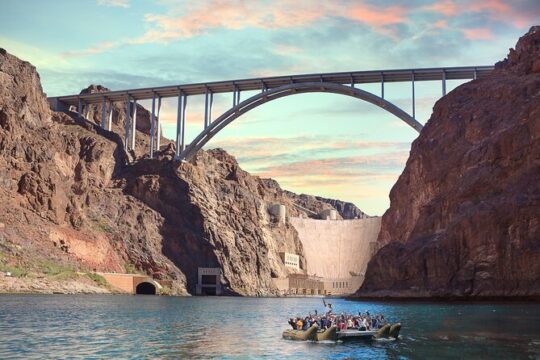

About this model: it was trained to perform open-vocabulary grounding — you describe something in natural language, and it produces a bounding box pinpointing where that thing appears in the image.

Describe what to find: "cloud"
[271,44,303,56]
[424,0,537,29]
[61,41,117,58]
[0,36,72,71]
[256,152,408,178]
[461,27,495,40]
[208,136,409,160]
[123,0,408,45]
[97,0,130,8]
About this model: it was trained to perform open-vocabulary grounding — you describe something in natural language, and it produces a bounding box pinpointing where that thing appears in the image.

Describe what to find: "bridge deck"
[51,66,494,106]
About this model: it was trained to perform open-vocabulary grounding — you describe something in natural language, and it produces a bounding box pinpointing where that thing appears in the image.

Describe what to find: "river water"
[0,295,539,359]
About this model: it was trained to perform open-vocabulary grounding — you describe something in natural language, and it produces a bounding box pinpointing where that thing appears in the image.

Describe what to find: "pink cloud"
[61,41,116,58]
[433,19,449,29]
[97,0,129,8]
[256,152,408,178]
[425,0,459,16]
[425,0,534,29]
[462,27,495,40]
[130,0,408,44]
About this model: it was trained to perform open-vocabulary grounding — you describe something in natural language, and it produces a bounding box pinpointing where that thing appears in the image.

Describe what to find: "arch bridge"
[48,66,493,161]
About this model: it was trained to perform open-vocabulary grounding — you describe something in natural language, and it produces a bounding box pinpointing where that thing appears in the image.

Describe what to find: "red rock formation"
[1,48,352,295]
[357,26,540,299]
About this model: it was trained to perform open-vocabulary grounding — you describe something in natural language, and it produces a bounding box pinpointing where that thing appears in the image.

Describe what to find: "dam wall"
[289,217,382,282]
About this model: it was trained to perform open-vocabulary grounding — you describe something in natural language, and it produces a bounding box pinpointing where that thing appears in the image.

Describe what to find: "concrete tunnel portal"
[135,281,157,295]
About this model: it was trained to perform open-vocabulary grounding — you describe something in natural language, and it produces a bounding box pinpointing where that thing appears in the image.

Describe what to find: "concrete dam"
[274,214,382,296]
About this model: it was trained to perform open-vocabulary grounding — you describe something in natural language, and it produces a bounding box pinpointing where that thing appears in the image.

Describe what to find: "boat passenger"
[347,318,354,329]
[302,317,310,330]
[288,318,297,330]
[296,318,303,330]
[371,316,378,329]
[358,318,367,331]
[379,315,388,327]
[362,317,370,331]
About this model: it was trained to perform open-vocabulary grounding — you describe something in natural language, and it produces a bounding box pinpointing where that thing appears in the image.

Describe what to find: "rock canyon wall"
[356,27,540,299]
[0,48,365,295]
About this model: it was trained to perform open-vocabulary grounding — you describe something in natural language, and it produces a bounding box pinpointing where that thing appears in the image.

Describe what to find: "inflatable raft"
[316,325,337,341]
[282,323,401,342]
[282,324,318,341]
[339,323,401,340]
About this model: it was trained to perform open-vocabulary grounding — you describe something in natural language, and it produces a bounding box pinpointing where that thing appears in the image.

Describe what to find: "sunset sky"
[1,0,538,215]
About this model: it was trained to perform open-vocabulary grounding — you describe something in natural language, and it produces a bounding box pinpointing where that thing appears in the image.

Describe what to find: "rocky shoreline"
[0,272,113,295]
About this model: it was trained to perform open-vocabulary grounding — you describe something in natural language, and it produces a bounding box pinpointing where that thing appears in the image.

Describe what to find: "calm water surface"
[0,295,539,359]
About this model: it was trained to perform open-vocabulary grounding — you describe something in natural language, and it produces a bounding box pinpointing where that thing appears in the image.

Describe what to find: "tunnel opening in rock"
[136,282,156,295]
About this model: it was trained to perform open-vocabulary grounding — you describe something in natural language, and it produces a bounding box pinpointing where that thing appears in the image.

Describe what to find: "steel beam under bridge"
[48,65,494,160]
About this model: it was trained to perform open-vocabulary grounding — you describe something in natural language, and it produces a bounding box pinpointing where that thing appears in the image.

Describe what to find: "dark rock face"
[357,27,540,299]
[314,196,369,219]
[283,191,369,219]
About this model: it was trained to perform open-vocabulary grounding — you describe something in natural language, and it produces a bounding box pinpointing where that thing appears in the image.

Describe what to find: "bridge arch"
[180,82,423,161]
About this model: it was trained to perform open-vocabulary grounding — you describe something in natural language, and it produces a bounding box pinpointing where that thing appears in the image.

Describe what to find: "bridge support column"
[131,99,137,151]
[83,102,90,120]
[124,97,131,150]
[381,72,385,99]
[175,93,187,160]
[156,97,162,152]
[150,94,156,158]
[107,102,113,130]
[101,97,107,129]
[442,71,447,96]
[233,86,240,107]
[77,98,83,120]
[204,89,213,129]
[411,72,416,120]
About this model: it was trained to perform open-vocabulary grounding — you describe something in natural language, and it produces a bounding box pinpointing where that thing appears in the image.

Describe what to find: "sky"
[1,0,538,215]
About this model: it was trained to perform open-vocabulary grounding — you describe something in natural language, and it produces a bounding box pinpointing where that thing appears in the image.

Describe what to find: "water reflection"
[0,295,538,359]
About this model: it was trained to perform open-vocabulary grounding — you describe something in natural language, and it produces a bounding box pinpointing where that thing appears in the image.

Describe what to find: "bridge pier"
[155,96,162,153]
[380,72,385,99]
[101,97,107,129]
[204,88,213,129]
[77,99,83,121]
[411,72,416,120]
[175,92,187,159]
[150,94,156,158]
[124,96,131,150]
[131,99,137,151]
[233,85,240,107]
[107,102,113,130]
[442,71,447,96]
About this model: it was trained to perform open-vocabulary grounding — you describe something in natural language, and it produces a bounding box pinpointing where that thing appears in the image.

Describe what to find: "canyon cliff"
[0,48,358,295]
[356,27,540,299]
